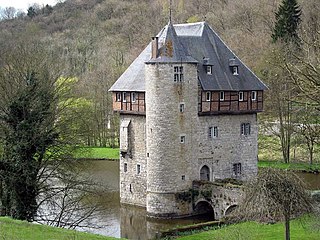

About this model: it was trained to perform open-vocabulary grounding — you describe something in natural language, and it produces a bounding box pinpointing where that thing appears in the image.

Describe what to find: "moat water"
[74,160,320,239]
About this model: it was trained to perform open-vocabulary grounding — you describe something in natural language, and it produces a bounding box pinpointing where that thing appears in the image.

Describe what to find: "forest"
[0,0,319,160]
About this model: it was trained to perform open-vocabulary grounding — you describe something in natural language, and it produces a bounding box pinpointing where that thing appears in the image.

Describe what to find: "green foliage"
[187,15,200,23]
[0,217,117,240]
[272,0,302,45]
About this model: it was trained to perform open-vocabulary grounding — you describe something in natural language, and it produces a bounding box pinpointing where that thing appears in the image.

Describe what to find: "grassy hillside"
[0,217,118,240]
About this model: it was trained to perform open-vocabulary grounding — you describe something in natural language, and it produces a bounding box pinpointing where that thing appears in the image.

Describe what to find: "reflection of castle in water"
[120,204,214,240]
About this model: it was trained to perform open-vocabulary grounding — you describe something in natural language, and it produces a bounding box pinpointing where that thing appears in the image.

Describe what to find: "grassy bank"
[258,160,320,172]
[177,215,320,240]
[0,217,117,240]
[74,147,119,159]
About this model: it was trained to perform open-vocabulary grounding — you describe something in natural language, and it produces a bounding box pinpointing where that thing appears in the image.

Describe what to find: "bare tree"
[237,168,315,240]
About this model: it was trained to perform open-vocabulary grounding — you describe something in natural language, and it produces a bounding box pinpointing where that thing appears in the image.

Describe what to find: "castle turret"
[145,22,198,217]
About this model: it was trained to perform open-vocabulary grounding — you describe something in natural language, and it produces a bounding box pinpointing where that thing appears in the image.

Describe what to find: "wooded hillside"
[0,0,319,153]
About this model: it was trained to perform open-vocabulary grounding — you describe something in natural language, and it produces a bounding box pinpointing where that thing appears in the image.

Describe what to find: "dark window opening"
[137,164,141,174]
[233,163,241,177]
[241,123,251,136]
[174,66,184,82]
[124,163,127,172]
[116,93,121,102]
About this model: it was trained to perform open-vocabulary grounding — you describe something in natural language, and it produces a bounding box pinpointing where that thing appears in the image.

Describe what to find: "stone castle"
[109,21,267,218]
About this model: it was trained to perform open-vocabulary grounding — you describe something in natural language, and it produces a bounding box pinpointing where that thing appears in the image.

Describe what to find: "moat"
[75,160,320,239]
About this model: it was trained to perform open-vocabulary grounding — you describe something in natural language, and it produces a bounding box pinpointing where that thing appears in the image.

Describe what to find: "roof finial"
[169,0,172,23]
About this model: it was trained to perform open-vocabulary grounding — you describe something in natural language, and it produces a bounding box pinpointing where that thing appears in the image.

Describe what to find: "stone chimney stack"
[151,37,159,59]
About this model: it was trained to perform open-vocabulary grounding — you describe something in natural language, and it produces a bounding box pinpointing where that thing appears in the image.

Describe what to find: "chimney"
[151,37,159,59]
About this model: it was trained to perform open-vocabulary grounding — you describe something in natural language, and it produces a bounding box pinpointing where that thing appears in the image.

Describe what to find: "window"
[206,92,211,102]
[116,93,121,102]
[182,175,185,180]
[137,164,141,174]
[208,126,218,139]
[233,163,241,177]
[131,92,136,102]
[124,163,127,172]
[252,91,257,101]
[239,91,244,101]
[179,103,185,113]
[180,135,186,144]
[241,123,251,136]
[122,92,127,102]
[220,91,225,101]
[232,66,239,75]
[206,66,212,75]
[174,66,184,82]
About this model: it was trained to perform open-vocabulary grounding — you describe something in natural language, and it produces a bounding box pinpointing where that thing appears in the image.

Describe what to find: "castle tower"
[145,22,198,217]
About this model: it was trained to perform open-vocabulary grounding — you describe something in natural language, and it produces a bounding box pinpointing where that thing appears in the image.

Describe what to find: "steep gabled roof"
[109,22,268,92]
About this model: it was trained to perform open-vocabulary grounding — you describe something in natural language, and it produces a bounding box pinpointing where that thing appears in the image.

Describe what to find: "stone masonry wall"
[145,62,199,217]
[196,114,258,181]
[120,115,147,207]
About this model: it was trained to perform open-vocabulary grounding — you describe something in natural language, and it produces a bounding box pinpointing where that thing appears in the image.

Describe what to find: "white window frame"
[232,66,239,75]
[239,91,244,101]
[241,123,251,136]
[252,91,257,101]
[179,103,185,113]
[174,66,184,82]
[122,92,127,102]
[206,66,212,75]
[131,92,136,102]
[180,135,186,144]
[209,126,218,139]
[116,93,121,102]
[206,91,211,102]
[220,91,225,101]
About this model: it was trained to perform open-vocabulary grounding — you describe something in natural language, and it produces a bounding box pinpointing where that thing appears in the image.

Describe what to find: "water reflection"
[77,160,320,239]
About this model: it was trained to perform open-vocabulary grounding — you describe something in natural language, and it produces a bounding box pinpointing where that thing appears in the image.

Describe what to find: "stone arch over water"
[194,200,215,219]
[224,205,238,216]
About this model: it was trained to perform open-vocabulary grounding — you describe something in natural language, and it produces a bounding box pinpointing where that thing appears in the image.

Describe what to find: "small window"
[206,66,212,75]
[116,93,121,102]
[124,163,127,172]
[252,91,257,101]
[219,91,225,101]
[137,164,141,174]
[179,103,185,113]
[122,92,127,102]
[180,135,186,144]
[239,91,244,101]
[241,123,251,136]
[233,163,242,177]
[208,126,218,139]
[182,175,185,180]
[131,92,136,102]
[206,92,211,102]
[174,66,184,82]
[232,66,239,75]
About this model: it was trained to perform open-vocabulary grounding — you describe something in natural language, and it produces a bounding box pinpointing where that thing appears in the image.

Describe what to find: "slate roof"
[109,22,268,92]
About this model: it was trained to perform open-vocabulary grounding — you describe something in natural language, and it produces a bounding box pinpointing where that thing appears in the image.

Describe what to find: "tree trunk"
[284,213,290,240]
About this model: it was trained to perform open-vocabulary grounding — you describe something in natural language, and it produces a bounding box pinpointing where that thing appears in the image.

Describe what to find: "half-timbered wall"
[199,91,263,114]
[113,92,146,114]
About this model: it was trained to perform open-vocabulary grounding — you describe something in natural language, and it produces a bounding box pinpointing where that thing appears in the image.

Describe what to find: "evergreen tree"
[272,0,302,46]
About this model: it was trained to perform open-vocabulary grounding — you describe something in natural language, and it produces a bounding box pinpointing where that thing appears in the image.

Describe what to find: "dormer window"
[232,66,239,75]
[122,92,127,102]
[131,92,136,102]
[206,66,212,75]
[219,91,225,101]
[174,66,184,82]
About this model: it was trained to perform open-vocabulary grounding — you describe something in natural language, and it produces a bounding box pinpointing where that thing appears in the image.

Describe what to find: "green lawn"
[178,215,320,240]
[0,217,118,240]
[73,147,119,159]
[258,160,320,172]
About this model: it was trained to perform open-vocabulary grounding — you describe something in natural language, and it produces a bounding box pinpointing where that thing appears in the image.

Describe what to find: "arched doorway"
[200,165,210,181]
[194,200,215,220]
[224,205,238,216]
